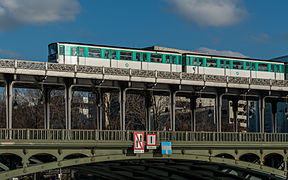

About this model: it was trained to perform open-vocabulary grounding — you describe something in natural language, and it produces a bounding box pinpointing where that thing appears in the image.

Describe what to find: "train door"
[135,52,142,70]
[70,46,78,65]
[110,50,117,68]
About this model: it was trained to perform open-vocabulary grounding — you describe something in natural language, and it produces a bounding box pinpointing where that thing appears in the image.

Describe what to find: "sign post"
[146,134,157,149]
[134,132,144,153]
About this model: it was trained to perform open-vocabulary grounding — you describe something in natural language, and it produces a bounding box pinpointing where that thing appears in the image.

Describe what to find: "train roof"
[50,42,182,55]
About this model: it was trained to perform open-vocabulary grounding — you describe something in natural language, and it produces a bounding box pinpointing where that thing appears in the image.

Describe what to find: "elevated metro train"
[48,42,287,80]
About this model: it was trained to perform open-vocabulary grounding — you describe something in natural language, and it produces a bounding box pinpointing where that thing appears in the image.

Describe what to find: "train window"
[172,56,177,64]
[220,60,225,68]
[112,51,116,59]
[276,65,280,72]
[79,48,84,57]
[72,47,77,56]
[233,61,243,69]
[136,53,141,61]
[49,44,57,55]
[258,63,268,71]
[179,56,182,64]
[105,50,110,59]
[193,58,197,65]
[271,65,275,72]
[252,63,256,70]
[225,61,230,68]
[187,57,191,66]
[245,62,250,70]
[88,48,101,58]
[59,46,64,55]
[206,59,217,67]
[120,51,133,60]
[143,53,147,62]
[198,58,203,66]
[151,54,162,63]
[166,56,170,63]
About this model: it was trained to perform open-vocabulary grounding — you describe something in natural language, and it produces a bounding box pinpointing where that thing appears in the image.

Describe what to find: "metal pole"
[232,99,238,132]
[5,75,13,130]
[145,91,152,131]
[43,88,51,129]
[190,97,196,132]
[169,90,176,131]
[119,88,126,131]
[216,93,222,132]
[258,96,265,133]
[271,101,277,133]
[65,81,73,130]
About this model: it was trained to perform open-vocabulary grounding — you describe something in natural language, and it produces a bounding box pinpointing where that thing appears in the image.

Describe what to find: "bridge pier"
[271,101,277,133]
[169,89,177,131]
[258,96,265,133]
[190,96,196,132]
[43,87,51,129]
[119,87,126,131]
[232,98,239,132]
[95,89,104,130]
[5,75,13,130]
[65,80,73,130]
[216,93,223,132]
[145,91,152,131]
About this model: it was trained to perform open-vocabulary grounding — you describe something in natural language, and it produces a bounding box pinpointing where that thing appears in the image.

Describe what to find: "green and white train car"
[183,54,285,80]
[48,42,183,72]
[48,42,287,80]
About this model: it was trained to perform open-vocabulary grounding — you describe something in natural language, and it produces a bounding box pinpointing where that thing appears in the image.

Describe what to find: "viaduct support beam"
[145,91,152,131]
[43,87,51,129]
[64,79,73,130]
[258,96,265,133]
[95,89,104,130]
[5,75,13,130]
[216,93,222,132]
[190,97,197,132]
[119,87,126,131]
[271,101,277,133]
[169,89,177,131]
[232,99,239,132]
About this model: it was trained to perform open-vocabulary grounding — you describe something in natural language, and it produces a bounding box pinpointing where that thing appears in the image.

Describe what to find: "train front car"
[48,42,183,73]
[183,53,285,80]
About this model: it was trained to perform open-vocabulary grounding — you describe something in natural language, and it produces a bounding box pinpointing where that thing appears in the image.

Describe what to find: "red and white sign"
[146,134,157,149]
[134,132,144,153]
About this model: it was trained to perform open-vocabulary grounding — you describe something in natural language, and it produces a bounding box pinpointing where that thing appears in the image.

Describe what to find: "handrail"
[1,129,288,142]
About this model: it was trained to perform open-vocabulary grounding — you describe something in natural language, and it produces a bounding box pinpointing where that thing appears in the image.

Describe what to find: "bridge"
[0,59,288,178]
[0,129,287,179]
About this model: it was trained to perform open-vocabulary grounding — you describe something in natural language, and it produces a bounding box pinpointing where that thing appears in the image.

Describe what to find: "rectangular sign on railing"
[146,134,157,149]
[134,132,144,153]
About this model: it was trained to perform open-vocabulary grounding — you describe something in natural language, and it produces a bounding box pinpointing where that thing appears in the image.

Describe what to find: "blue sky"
[0,0,287,61]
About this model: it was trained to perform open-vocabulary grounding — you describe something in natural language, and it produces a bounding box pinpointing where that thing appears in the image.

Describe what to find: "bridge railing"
[1,129,288,142]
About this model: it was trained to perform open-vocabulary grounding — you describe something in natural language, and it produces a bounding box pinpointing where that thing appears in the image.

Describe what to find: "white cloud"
[0,0,80,30]
[196,47,248,58]
[166,0,247,27]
